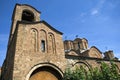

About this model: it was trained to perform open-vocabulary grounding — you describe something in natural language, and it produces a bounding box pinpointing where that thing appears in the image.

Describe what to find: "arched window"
[22,10,34,22]
[40,30,47,52]
[30,29,38,52]
[48,33,56,54]
[41,40,45,52]
[78,42,80,49]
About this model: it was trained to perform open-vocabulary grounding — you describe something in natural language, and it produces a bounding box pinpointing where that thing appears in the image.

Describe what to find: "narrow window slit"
[41,40,45,52]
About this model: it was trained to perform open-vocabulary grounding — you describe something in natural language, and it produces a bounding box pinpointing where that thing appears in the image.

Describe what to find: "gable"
[66,50,78,56]
[17,20,63,35]
[41,21,63,35]
[88,46,103,58]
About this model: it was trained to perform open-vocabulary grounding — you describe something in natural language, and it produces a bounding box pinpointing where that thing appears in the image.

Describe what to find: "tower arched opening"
[22,10,35,22]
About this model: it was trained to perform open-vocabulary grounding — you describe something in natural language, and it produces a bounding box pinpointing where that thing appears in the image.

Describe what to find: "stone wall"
[65,55,120,70]
[9,21,66,80]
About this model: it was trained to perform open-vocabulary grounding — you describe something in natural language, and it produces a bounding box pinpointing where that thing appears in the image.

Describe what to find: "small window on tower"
[41,40,45,52]
[78,42,80,49]
[22,10,34,22]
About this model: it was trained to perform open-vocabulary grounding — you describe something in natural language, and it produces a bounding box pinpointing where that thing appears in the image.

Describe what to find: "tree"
[63,62,120,80]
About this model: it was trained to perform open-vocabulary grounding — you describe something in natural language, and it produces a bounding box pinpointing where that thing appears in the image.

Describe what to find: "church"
[1,4,120,80]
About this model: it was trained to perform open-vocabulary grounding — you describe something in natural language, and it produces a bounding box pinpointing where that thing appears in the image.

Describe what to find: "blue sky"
[0,0,120,66]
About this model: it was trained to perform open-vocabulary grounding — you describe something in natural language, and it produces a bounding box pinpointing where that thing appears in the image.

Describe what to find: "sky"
[0,0,120,66]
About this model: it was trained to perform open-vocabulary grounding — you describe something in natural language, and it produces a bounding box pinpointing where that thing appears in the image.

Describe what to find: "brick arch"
[26,63,63,80]
[73,61,92,71]
[40,29,48,53]
[40,29,47,39]
[48,32,56,54]
[30,28,38,52]
[22,9,35,22]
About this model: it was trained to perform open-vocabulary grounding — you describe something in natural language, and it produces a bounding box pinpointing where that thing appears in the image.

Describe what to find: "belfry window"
[78,42,80,49]
[41,40,45,52]
[22,10,34,22]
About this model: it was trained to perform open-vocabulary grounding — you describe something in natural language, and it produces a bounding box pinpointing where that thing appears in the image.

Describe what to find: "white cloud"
[91,10,99,15]
[90,0,106,16]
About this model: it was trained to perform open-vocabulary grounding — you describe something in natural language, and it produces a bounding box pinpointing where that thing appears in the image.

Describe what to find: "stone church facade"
[0,4,120,80]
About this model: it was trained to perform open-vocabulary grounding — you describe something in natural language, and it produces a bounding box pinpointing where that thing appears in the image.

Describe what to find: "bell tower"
[9,4,40,44]
[1,4,66,80]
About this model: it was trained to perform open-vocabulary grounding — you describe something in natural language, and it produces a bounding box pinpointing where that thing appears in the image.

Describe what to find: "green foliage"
[63,62,120,80]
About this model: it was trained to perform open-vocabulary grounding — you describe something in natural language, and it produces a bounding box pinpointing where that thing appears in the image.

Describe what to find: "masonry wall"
[11,22,66,80]
[65,55,120,71]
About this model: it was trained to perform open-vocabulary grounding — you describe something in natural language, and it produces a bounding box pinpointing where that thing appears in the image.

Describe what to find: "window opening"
[78,42,80,49]
[22,10,34,22]
[41,40,45,52]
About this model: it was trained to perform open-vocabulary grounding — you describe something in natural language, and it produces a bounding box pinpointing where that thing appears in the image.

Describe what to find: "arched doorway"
[26,63,63,80]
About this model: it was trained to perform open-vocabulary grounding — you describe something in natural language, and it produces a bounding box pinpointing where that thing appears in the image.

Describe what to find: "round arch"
[26,63,63,80]
[22,9,35,22]
[73,61,92,71]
